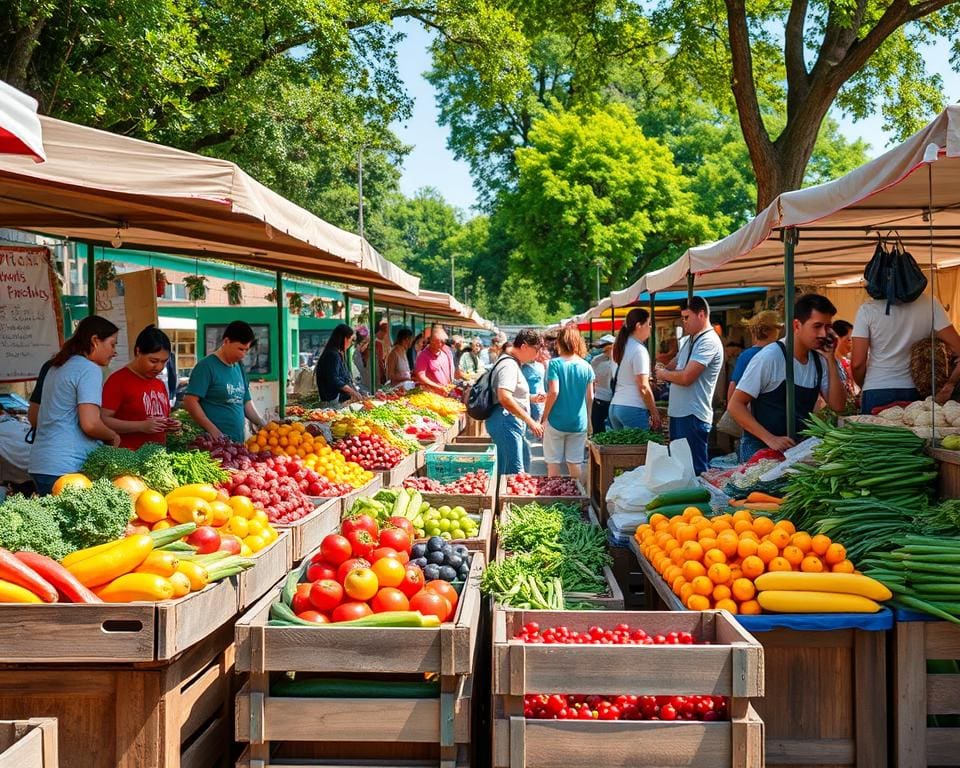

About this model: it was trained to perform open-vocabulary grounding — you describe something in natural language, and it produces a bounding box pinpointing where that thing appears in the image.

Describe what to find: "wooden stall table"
[631,538,891,768]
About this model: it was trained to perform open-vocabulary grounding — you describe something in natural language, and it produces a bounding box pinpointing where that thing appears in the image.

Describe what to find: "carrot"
[746,492,783,505]
[740,503,782,512]
[0,548,58,602]
[13,551,101,603]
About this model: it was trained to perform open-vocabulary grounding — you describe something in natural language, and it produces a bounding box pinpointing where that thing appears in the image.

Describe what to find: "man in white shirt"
[729,293,846,460]
[590,334,616,433]
[657,296,724,474]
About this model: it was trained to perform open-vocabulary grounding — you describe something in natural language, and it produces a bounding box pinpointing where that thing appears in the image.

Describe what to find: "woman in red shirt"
[102,326,180,449]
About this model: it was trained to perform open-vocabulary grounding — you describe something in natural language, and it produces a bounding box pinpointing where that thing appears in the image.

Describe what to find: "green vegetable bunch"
[169,450,228,486]
[591,428,665,446]
[82,443,179,494]
[166,409,205,452]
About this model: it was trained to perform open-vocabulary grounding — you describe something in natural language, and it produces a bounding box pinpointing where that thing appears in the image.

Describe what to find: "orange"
[752,516,774,536]
[682,561,707,581]
[774,519,796,535]
[733,519,753,534]
[698,536,718,551]
[732,509,753,524]
[832,559,855,574]
[781,545,805,567]
[717,535,740,558]
[811,534,831,556]
[664,565,682,584]
[691,576,714,596]
[715,598,739,614]
[707,562,732,585]
[825,543,847,565]
[693,517,711,531]
[800,555,825,573]
[670,547,687,566]
[677,524,698,543]
[741,555,765,579]
[756,540,779,564]
[790,532,813,553]
[731,577,756,602]
[672,575,686,595]
[663,538,680,555]
[737,538,759,559]
[682,507,701,522]
[768,527,790,549]
[681,541,704,562]
[686,594,711,611]
[740,530,761,542]
[711,519,733,533]
[703,548,728,566]
[680,583,695,603]
[768,556,793,572]
[713,584,732,601]
[728,566,743,583]
[739,599,762,615]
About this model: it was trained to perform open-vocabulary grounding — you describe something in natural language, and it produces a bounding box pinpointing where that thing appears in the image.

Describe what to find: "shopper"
[657,297,724,475]
[609,309,662,432]
[521,347,549,471]
[480,335,504,367]
[386,328,415,384]
[458,338,484,377]
[315,324,363,407]
[183,320,265,443]
[374,321,390,385]
[729,294,846,459]
[726,310,782,405]
[487,329,544,474]
[28,315,122,495]
[540,326,594,479]
[590,334,616,434]
[850,296,960,412]
[831,319,859,401]
[414,325,455,393]
[352,326,371,391]
[102,325,180,450]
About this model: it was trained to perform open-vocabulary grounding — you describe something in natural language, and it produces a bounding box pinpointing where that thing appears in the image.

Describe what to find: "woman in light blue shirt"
[540,326,594,480]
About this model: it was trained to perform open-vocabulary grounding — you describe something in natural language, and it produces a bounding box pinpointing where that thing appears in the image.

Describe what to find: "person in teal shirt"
[184,321,265,443]
[540,326,594,480]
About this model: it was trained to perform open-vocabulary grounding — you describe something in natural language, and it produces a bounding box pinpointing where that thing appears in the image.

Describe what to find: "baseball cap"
[592,333,616,347]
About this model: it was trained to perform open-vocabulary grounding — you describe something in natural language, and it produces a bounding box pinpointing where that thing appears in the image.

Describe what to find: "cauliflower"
[914,411,935,426]
[879,406,904,422]
[935,411,950,427]
[904,401,925,419]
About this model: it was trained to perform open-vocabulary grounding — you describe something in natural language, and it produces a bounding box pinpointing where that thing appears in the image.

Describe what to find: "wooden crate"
[931,448,960,499]
[0,719,58,768]
[451,435,491,446]
[236,745,472,767]
[634,540,889,768]
[492,609,764,768]
[337,476,383,517]
[497,476,589,512]
[379,452,419,488]
[893,617,960,767]
[414,506,495,563]
[237,532,293,610]
[461,414,487,438]
[0,625,235,768]
[277,499,339,563]
[586,441,648,525]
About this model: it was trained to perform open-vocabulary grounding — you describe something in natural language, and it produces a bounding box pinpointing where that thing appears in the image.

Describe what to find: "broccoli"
[80,443,178,494]
[134,443,177,494]
[0,494,71,560]
[55,479,133,551]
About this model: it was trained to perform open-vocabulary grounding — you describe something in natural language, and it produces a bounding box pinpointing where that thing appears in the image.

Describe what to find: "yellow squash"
[134,550,180,577]
[65,534,154,588]
[757,590,881,614]
[166,497,212,525]
[175,560,209,592]
[166,484,219,502]
[754,571,892,601]
[0,579,44,603]
[95,573,175,602]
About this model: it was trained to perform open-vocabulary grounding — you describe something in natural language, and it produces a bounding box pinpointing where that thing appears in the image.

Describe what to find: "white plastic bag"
[642,439,694,494]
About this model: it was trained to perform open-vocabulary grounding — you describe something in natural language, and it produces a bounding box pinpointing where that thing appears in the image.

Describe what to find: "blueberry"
[427,550,445,565]
[427,536,446,553]
[441,544,454,557]
[455,545,469,557]
[411,543,428,559]
[423,564,441,581]
[445,554,463,570]
[412,557,428,568]
[458,563,470,579]
[439,565,458,581]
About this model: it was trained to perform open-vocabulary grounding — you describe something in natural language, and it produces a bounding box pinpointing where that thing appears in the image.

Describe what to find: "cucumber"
[649,502,712,519]
[150,523,198,548]
[280,569,301,608]
[646,488,711,510]
[271,677,440,699]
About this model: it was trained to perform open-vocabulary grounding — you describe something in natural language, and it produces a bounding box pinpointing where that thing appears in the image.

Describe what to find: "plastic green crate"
[424,444,497,483]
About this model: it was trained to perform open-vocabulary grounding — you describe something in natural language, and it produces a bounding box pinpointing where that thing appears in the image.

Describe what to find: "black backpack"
[466,356,514,420]
[864,234,927,315]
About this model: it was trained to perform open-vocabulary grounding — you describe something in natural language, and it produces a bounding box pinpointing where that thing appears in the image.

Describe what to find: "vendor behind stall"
[728,294,846,459]
[183,320,265,443]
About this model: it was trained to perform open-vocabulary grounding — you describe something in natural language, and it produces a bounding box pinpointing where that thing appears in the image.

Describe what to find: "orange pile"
[635,508,854,614]
[247,421,327,460]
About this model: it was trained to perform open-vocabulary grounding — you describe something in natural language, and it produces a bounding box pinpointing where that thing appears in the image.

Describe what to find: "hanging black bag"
[863,233,928,314]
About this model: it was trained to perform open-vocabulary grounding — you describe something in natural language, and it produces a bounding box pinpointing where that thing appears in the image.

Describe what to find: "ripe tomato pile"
[333,433,404,469]
[403,470,490,495]
[404,424,441,441]
[513,622,699,645]
[522,693,728,721]
[505,473,581,496]
[294,517,466,623]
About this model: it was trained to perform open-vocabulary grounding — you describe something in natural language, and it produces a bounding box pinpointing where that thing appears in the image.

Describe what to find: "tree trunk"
[3,16,46,89]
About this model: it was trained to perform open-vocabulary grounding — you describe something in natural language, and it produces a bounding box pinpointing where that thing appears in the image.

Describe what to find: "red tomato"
[371,556,406,588]
[296,610,329,623]
[332,601,373,623]
[341,513,379,540]
[309,579,344,612]
[409,591,451,622]
[425,580,459,612]
[369,547,400,563]
[388,517,415,537]
[370,587,410,613]
[336,557,370,584]
[397,550,410,564]
[398,564,425,598]
[320,534,352,565]
[345,529,377,560]
[306,561,337,582]
[343,567,379,601]
[292,583,313,614]
[379,527,412,554]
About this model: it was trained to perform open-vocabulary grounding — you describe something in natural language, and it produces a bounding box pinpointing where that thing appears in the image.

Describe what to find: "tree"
[505,102,714,311]
[652,0,960,210]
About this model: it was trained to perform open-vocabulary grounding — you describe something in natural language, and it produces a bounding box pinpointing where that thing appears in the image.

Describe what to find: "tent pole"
[368,286,376,393]
[686,271,694,304]
[403,308,407,328]
[610,295,615,334]
[86,242,96,316]
[784,228,798,439]
[649,292,657,361]
[343,292,350,322]
[277,270,286,417]
[588,317,593,345]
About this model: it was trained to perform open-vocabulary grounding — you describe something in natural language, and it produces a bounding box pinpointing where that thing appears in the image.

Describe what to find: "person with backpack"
[728,294,847,460]
[473,329,544,474]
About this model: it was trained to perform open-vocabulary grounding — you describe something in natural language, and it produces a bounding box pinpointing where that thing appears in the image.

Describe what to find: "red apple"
[187,525,221,554]
[218,534,242,555]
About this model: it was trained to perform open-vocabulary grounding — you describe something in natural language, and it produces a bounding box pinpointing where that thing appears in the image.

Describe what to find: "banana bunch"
[330,419,372,440]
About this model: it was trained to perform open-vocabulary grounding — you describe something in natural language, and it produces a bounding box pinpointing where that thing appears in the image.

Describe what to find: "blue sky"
[390,21,958,215]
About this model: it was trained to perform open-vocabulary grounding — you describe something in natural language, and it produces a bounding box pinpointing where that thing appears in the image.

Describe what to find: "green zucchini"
[271,677,440,699]
[646,488,711,510]
[648,502,712,519]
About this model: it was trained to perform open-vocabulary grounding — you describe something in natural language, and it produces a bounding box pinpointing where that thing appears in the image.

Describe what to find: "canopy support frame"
[784,228,798,439]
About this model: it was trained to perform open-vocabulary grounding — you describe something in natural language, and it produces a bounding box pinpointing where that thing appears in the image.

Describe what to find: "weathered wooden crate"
[277,499,339,563]
[633,540,889,768]
[235,746,472,767]
[461,414,487,438]
[492,609,764,768]
[414,506,495,563]
[337,475,383,516]
[450,435,491,446]
[233,552,485,766]
[931,448,960,499]
[586,441,648,525]
[0,624,235,768]
[496,504,623,610]
[497,476,589,512]
[378,451,420,488]
[0,719,58,768]
[237,532,293,610]
[893,616,960,767]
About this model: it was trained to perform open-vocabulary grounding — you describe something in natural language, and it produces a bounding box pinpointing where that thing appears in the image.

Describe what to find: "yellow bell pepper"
[166,497,212,525]
[166,484,219,502]
[0,579,44,603]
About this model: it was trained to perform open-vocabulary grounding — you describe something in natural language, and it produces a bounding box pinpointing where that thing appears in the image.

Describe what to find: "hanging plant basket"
[224,281,243,306]
[309,297,328,318]
[95,261,117,291]
[264,289,278,304]
[183,275,208,302]
[287,292,305,315]
[155,270,168,298]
